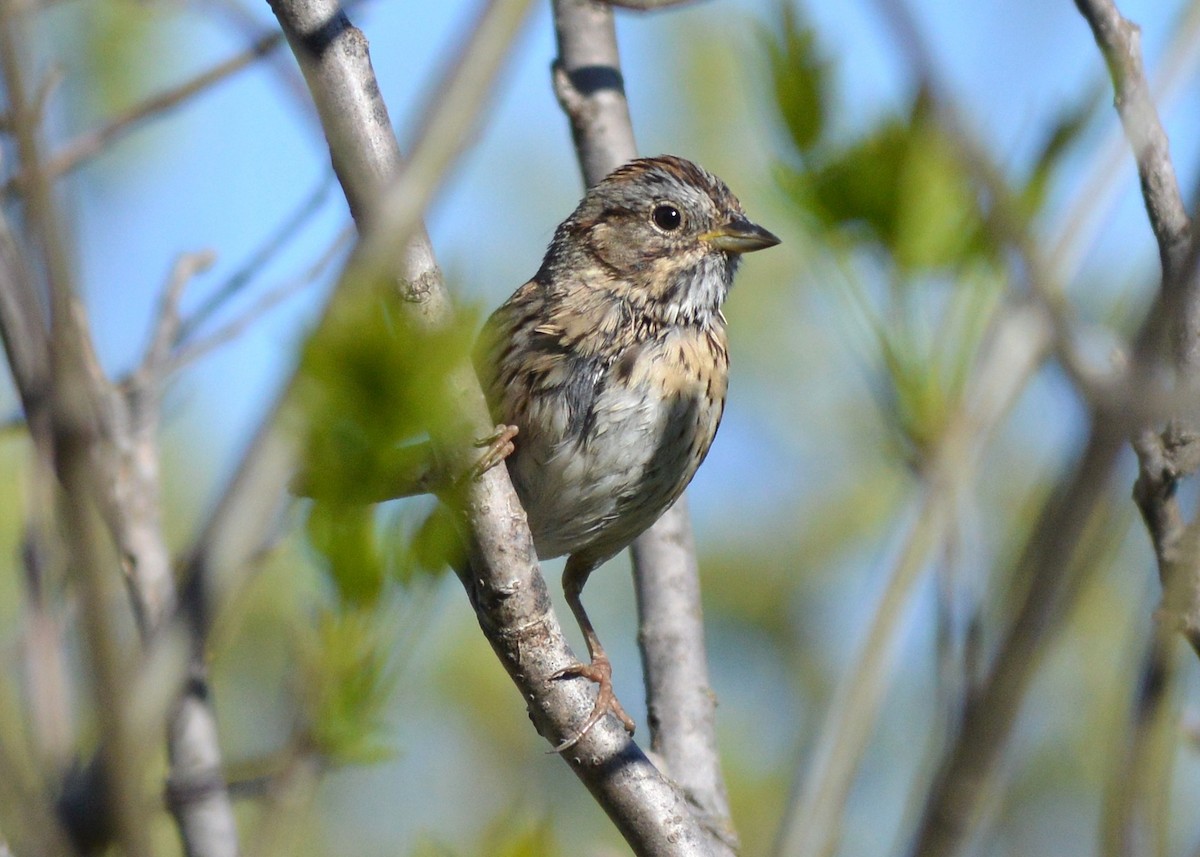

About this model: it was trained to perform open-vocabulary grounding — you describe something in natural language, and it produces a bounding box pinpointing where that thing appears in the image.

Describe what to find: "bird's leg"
[551,554,636,752]
[467,424,519,482]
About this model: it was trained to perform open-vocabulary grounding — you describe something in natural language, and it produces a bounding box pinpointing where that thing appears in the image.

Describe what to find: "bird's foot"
[469,424,518,481]
[549,654,636,752]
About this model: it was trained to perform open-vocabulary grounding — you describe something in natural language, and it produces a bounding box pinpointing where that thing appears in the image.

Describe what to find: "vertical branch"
[630,497,735,847]
[1075,4,1200,854]
[1101,626,1178,857]
[0,4,239,855]
[552,2,737,847]
[0,5,155,855]
[551,0,636,181]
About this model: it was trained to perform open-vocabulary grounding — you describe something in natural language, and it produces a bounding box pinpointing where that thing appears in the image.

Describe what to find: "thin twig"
[1074,24,1200,857]
[198,0,320,125]
[1101,625,1178,857]
[3,29,285,197]
[1074,0,1191,288]
[774,304,1052,857]
[178,172,337,344]
[141,251,217,378]
[1050,0,1200,278]
[168,227,350,373]
[1077,0,1200,664]
[603,0,701,8]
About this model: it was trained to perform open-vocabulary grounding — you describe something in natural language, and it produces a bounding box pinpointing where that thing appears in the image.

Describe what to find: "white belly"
[509,380,717,562]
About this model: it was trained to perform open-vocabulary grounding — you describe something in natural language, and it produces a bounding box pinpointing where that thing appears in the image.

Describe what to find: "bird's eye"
[652,204,682,231]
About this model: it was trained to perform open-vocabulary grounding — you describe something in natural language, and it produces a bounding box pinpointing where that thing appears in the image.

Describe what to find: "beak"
[701,216,781,254]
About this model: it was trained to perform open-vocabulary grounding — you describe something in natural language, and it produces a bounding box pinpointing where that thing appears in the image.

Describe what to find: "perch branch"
[174,0,719,852]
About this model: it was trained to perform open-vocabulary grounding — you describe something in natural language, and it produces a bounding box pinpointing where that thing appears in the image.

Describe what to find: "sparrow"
[474,155,779,749]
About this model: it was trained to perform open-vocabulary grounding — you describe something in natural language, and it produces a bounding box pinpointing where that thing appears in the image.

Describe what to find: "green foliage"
[766,3,992,274]
[304,504,386,606]
[298,286,477,501]
[295,607,398,766]
[764,4,1090,469]
[782,94,991,275]
[297,285,479,596]
[291,287,483,769]
[482,819,561,857]
[869,271,1002,468]
[763,2,827,155]
[1020,87,1100,218]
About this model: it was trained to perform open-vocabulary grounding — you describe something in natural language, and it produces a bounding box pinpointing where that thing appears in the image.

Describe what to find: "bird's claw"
[549,655,636,752]
[469,424,518,481]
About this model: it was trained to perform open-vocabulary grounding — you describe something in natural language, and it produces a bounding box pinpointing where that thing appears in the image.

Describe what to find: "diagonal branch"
[1076,1,1200,665]
[176,172,337,344]
[169,228,348,373]
[3,29,286,197]
[777,303,1053,857]
[152,0,720,852]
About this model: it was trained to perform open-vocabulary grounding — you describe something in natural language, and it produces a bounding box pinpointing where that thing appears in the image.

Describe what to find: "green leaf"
[1021,86,1100,217]
[892,103,981,272]
[798,93,990,273]
[296,608,397,766]
[305,503,385,607]
[763,1,828,155]
[804,117,909,246]
[296,286,478,505]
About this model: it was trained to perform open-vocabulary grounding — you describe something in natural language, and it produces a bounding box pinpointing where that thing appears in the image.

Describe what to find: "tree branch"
[777,303,1052,857]
[169,228,347,373]
[631,497,736,849]
[603,0,702,8]
[156,0,719,852]
[552,0,737,850]
[1074,0,1190,290]
[1101,625,1178,857]
[3,28,287,197]
[551,1,636,184]
[176,172,337,344]
[1075,0,1200,665]
[0,1,241,851]
[907,425,1126,857]
[1072,17,1200,857]
[861,3,1194,856]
